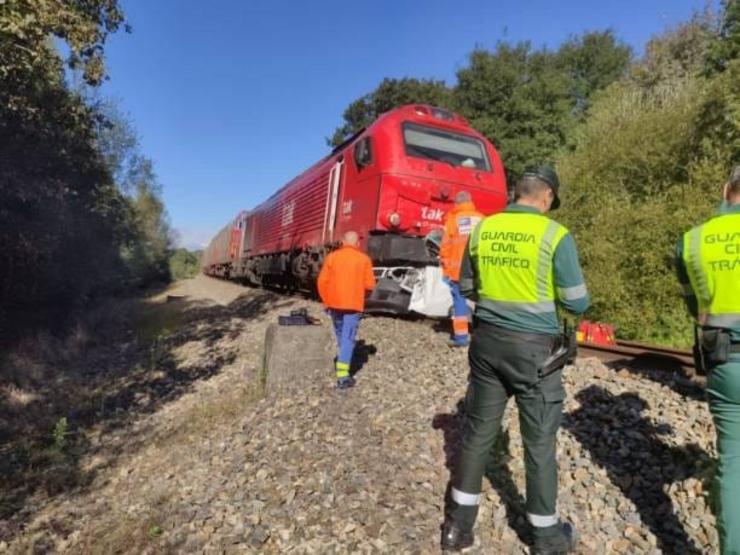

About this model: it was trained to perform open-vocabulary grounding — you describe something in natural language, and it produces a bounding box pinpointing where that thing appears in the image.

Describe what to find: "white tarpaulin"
[408,266,453,318]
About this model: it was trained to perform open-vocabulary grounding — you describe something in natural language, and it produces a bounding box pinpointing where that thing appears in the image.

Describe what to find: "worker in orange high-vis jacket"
[317,231,376,389]
[439,191,483,347]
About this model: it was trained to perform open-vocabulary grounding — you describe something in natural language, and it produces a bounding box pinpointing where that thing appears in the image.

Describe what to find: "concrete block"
[262,321,334,395]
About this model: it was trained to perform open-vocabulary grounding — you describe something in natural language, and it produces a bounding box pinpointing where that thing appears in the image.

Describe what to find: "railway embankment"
[2,275,718,553]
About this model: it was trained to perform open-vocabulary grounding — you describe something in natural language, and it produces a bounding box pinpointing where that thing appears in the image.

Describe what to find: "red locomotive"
[202,104,508,315]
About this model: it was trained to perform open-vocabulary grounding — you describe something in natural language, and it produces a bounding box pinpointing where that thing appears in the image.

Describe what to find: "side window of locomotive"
[402,122,490,171]
[354,137,373,170]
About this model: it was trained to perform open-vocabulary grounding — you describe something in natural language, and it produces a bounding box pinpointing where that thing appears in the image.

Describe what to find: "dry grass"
[0,294,191,536]
[136,299,184,344]
[1,297,144,386]
[10,483,177,555]
[75,486,174,555]
[1,384,39,407]
[1,278,268,549]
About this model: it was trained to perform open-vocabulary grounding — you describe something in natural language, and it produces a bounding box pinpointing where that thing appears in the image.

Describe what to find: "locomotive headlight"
[388,212,402,227]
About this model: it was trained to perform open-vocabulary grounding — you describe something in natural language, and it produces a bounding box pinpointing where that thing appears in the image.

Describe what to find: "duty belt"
[475,320,556,346]
[694,327,740,375]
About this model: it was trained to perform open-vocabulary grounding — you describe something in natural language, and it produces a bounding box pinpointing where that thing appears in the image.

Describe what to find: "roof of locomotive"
[369,104,474,134]
[210,104,498,249]
[251,104,486,209]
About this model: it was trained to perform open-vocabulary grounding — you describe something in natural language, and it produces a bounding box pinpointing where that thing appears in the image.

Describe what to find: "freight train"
[202,104,508,316]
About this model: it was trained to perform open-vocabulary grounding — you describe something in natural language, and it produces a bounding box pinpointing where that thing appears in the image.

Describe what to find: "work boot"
[336,376,356,389]
[531,522,577,555]
[447,336,470,348]
[440,521,474,552]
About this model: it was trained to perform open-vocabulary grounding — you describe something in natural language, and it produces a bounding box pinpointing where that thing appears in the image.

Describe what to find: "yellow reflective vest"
[470,211,569,316]
[682,211,740,329]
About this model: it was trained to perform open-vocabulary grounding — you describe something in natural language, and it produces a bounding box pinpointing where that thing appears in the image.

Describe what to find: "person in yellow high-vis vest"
[677,166,740,555]
[441,165,589,554]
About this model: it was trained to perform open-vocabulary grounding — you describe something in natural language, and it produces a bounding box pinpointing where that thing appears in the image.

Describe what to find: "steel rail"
[577,340,696,374]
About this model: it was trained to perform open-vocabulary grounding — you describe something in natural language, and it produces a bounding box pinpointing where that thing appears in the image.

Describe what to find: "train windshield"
[402,122,490,171]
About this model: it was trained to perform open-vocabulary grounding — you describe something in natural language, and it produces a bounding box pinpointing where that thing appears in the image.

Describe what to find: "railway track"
[578,339,697,376]
[420,316,699,378]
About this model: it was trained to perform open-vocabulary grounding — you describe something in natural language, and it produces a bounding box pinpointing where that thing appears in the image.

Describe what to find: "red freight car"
[203,104,508,315]
[202,211,249,277]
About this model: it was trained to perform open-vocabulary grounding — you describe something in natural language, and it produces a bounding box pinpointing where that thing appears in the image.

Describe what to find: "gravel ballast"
[5,276,718,554]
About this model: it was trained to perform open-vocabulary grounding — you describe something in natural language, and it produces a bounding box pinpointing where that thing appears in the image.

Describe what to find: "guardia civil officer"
[676,166,740,554]
[439,191,484,347]
[441,165,590,553]
[317,231,376,389]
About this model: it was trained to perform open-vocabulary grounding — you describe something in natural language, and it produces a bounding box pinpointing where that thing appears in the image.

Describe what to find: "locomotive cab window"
[354,136,373,169]
[402,122,490,171]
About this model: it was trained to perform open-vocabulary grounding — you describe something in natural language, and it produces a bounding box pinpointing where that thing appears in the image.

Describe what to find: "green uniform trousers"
[450,322,566,537]
[707,353,740,555]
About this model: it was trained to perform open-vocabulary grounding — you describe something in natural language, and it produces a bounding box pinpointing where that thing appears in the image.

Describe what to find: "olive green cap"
[522,164,561,210]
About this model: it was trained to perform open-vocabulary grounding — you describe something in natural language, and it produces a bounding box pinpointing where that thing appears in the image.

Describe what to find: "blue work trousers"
[329,310,361,377]
[449,280,469,318]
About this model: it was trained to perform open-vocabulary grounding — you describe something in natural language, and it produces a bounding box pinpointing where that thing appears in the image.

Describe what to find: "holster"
[694,326,733,375]
[540,324,577,378]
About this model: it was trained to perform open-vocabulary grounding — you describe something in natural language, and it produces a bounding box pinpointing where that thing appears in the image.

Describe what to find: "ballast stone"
[262,319,334,395]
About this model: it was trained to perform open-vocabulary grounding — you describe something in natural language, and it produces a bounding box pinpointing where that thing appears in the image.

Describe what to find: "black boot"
[531,522,577,554]
[441,521,474,552]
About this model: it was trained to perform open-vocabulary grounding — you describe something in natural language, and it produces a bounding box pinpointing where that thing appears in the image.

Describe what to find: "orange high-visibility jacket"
[317,245,376,312]
[440,201,483,281]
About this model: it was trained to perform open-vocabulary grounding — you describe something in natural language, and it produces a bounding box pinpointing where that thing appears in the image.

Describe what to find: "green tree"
[555,30,632,116]
[632,12,715,87]
[330,32,630,186]
[92,99,139,193]
[169,249,202,281]
[0,61,128,316]
[454,43,572,185]
[0,0,126,89]
[556,25,740,346]
[94,101,174,286]
[454,33,630,185]
[0,0,176,336]
[329,78,452,146]
[705,0,740,74]
[120,161,173,286]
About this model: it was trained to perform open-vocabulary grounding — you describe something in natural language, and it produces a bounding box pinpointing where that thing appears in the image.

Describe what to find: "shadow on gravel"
[564,385,712,555]
[433,399,464,533]
[431,319,452,336]
[0,289,291,541]
[350,340,377,377]
[433,399,531,546]
[483,429,531,544]
[601,357,705,402]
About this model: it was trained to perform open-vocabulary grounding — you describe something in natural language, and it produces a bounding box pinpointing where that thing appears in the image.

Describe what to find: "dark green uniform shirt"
[459,204,590,335]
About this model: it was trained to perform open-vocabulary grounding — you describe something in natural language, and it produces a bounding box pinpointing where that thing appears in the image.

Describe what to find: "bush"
[556,60,739,345]
[169,249,201,281]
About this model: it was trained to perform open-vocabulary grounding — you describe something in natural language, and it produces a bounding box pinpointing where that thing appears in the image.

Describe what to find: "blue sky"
[101,0,716,248]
